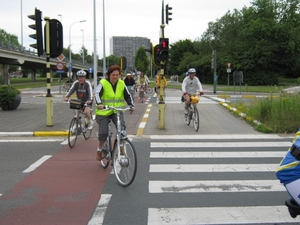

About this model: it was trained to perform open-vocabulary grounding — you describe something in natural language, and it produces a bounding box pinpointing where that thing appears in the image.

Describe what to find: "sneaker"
[138,97,140,100]
[88,120,93,130]
[96,151,105,161]
[184,108,188,115]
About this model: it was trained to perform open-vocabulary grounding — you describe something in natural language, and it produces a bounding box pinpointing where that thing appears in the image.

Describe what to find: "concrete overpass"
[0,43,103,84]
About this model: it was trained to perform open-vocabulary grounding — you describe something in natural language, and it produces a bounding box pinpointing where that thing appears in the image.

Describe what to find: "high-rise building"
[110,36,150,71]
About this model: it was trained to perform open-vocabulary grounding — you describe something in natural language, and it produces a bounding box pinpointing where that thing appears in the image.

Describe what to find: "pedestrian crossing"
[147,134,299,225]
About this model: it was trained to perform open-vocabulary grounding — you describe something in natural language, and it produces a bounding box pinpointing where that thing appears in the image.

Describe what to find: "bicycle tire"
[185,106,191,126]
[147,87,153,94]
[139,88,144,103]
[193,106,200,131]
[100,137,112,169]
[68,118,79,148]
[83,113,93,140]
[112,138,137,187]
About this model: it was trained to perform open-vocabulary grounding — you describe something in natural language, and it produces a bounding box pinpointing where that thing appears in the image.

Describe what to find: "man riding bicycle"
[182,68,204,114]
[64,69,94,130]
[136,72,147,100]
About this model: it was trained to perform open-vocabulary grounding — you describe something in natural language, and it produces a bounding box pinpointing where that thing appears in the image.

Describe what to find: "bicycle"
[67,99,93,148]
[138,84,145,103]
[99,106,137,187]
[184,94,200,131]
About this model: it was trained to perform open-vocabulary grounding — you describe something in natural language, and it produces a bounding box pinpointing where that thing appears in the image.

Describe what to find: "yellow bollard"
[46,96,53,126]
[158,102,165,129]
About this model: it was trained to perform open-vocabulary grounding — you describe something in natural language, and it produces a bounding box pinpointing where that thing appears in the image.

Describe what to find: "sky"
[1,0,252,58]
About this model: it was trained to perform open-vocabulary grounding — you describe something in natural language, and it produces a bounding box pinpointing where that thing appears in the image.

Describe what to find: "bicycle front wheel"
[193,107,200,131]
[112,139,137,187]
[68,118,79,148]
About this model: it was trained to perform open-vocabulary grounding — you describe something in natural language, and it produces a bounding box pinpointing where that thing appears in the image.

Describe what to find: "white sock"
[97,148,102,152]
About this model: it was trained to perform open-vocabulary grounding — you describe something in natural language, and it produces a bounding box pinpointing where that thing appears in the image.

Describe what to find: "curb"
[0,131,69,137]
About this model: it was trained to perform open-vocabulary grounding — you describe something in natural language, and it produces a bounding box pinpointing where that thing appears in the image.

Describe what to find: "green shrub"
[0,85,21,110]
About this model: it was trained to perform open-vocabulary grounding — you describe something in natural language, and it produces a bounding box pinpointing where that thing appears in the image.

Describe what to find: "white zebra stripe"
[148,206,298,224]
[149,164,278,172]
[149,180,285,193]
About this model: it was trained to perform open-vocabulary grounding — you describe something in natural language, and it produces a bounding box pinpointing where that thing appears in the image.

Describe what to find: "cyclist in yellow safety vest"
[94,65,135,161]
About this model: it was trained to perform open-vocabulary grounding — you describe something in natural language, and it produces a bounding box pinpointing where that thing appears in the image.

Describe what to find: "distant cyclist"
[64,70,94,130]
[181,68,204,114]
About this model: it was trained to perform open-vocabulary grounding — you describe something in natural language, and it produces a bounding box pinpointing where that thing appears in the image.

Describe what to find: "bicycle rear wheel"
[193,107,199,131]
[139,88,144,103]
[100,139,111,169]
[147,87,153,94]
[112,139,137,187]
[68,118,79,148]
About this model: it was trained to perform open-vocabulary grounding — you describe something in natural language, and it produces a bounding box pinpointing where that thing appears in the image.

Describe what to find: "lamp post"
[57,14,62,23]
[68,20,86,75]
[81,29,84,65]
[20,0,23,50]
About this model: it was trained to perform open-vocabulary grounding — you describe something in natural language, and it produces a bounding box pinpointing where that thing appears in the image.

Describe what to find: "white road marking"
[150,134,291,139]
[22,155,52,173]
[88,194,112,225]
[150,141,291,148]
[149,180,285,193]
[150,151,286,158]
[149,164,278,172]
[0,139,65,142]
[148,206,299,224]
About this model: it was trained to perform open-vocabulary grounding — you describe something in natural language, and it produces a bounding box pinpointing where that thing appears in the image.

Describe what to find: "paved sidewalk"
[0,86,282,137]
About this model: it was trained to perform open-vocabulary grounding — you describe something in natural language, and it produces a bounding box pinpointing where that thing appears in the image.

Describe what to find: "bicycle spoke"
[193,107,200,131]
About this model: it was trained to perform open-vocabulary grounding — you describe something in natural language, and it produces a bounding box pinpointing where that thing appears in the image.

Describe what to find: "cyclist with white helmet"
[64,69,94,130]
[182,68,204,114]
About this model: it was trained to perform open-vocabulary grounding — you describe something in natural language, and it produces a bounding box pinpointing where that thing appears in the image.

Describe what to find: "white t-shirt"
[181,76,203,94]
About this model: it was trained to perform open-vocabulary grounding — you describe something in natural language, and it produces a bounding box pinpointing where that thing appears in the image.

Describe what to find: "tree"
[134,47,149,73]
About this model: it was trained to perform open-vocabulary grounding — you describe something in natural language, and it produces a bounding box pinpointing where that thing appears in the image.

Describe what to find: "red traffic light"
[161,41,167,48]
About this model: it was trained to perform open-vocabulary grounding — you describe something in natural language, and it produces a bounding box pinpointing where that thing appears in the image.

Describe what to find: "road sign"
[56,54,65,62]
[68,63,72,72]
[227,69,231,73]
[56,70,64,74]
[88,67,93,73]
[56,62,64,70]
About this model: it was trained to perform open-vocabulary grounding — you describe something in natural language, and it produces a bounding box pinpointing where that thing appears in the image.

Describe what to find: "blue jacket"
[276,132,300,185]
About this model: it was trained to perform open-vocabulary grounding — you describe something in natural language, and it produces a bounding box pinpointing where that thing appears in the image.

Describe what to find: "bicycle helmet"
[77,70,87,77]
[188,68,196,74]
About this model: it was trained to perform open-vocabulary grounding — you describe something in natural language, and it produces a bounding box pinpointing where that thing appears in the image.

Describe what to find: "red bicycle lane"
[0,100,148,225]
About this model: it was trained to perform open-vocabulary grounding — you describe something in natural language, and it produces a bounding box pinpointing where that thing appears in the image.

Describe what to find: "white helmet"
[188,68,196,74]
[77,70,87,77]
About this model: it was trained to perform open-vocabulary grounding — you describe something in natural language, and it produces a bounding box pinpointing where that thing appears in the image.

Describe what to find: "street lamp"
[68,20,86,74]
[57,14,62,23]
[81,29,84,65]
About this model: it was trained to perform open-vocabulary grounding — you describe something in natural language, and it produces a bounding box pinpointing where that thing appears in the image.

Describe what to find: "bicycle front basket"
[69,99,82,109]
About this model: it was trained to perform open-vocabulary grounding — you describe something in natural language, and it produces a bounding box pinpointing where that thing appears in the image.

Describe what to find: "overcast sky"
[1,0,252,58]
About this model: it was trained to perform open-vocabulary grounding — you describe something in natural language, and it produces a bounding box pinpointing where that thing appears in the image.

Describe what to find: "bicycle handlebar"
[103,105,133,111]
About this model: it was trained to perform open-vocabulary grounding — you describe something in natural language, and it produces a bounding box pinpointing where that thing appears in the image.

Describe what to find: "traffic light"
[153,44,161,67]
[28,8,43,56]
[119,56,127,70]
[49,19,63,58]
[166,4,172,25]
[158,38,169,62]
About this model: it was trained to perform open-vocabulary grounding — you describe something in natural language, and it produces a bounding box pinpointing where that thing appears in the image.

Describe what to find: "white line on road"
[148,206,299,224]
[150,141,291,148]
[22,155,52,173]
[88,194,112,225]
[149,164,278,173]
[150,134,291,139]
[150,151,286,158]
[149,180,285,193]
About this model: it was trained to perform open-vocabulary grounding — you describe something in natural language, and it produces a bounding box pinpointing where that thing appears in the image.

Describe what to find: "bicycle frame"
[100,106,137,187]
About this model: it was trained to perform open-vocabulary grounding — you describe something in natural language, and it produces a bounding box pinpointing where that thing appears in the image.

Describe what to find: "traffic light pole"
[44,17,53,126]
